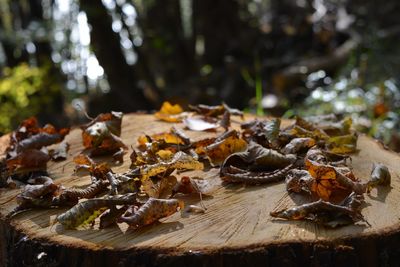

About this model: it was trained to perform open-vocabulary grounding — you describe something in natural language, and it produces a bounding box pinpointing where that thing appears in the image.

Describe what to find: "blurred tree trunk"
[192,0,242,67]
[80,0,152,111]
[136,0,195,86]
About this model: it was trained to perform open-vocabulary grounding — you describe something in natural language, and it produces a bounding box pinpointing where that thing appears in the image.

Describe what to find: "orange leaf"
[305,158,346,201]
[205,134,247,166]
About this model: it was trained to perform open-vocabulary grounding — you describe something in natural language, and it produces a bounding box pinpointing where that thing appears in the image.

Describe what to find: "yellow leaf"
[327,134,357,154]
[154,101,185,122]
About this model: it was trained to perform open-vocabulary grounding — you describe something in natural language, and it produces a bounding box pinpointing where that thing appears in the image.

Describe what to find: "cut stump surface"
[1,114,400,267]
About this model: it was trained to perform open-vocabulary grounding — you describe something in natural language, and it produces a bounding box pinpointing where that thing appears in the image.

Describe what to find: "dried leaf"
[138,132,185,147]
[270,193,366,228]
[142,175,177,198]
[50,141,70,161]
[6,149,50,170]
[326,134,358,154]
[189,103,243,117]
[285,169,313,194]
[288,125,329,141]
[81,111,126,155]
[155,102,186,122]
[73,154,95,172]
[140,151,204,181]
[56,193,137,229]
[99,206,129,229]
[222,142,296,171]
[264,118,281,148]
[367,163,391,193]
[118,198,183,228]
[7,117,69,156]
[281,137,316,155]
[205,131,247,166]
[305,158,365,201]
[171,176,202,196]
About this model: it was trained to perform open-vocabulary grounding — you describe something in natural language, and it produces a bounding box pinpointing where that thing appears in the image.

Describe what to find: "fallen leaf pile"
[0,103,392,231]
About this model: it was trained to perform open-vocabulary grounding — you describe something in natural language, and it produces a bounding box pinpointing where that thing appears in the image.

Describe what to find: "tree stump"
[1,114,400,267]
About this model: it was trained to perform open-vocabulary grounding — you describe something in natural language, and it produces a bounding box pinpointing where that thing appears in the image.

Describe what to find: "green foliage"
[0,63,61,133]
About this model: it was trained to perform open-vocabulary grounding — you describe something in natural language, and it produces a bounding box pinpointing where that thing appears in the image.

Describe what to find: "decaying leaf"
[221,164,294,184]
[270,193,366,228]
[205,130,247,166]
[367,163,391,193]
[304,116,352,136]
[285,169,313,194]
[8,179,62,216]
[49,141,70,161]
[99,205,129,229]
[141,175,177,198]
[305,158,365,201]
[326,134,358,154]
[6,117,69,157]
[56,193,138,229]
[140,151,204,181]
[264,118,281,149]
[171,176,201,196]
[118,197,183,228]
[154,101,186,122]
[81,111,126,156]
[17,181,58,202]
[287,125,329,141]
[220,142,296,184]
[73,154,95,172]
[241,119,281,148]
[222,142,296,171]
[138,132,185,148]
[6,149,50,171]
[189,103,243,117]
[58,179,109,202]
[281,137,316,155]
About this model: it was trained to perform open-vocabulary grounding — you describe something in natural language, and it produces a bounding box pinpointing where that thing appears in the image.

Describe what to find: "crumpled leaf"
[205,130,247,166]
[155,101,186,122]
[183,117,219,131]
[118,198,183,228]
[141,175,177,198]
[140,151,204,181]
[189,103,243,117]
[6,149,50,171]
[285,169,313,194]
[49,141,70,161]
[288,125,329,141]
[326,134,357,154]
[304,115,352,136]
[264,118,281,148]
[171,176,202,196]
[81,111,126,156]
[241,119,282,148]
[7,117,69,153]
[270,193,366,228]
[305,158,365,201]
[56,193,138,229]
[367,163,391,193]
[137,132,186,148]
[192,138,216,156]
[83,111,123,136]
[281,137,316,154]
[222,142,296,171]
[73,154,95,172]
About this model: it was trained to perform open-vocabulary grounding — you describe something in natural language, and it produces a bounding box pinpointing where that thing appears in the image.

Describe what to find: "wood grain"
[1,114,400,266]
